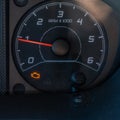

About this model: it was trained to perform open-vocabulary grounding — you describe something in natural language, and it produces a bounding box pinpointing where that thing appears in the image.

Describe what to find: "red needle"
[18,38,52,47]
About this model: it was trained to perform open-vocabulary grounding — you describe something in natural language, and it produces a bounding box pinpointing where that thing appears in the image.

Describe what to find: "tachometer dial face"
[12,1,107,92]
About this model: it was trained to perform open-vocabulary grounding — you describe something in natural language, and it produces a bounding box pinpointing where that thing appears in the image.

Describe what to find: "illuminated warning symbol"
[30,72,41,80]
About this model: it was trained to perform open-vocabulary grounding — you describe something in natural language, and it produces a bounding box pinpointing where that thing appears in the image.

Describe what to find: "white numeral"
[28,57,34,64]
[36,18,43,26]
[87,57,94,64]
[77,18,83,25]
[88,36,95,43]
[57,11,64,18]
[25,36,30,40]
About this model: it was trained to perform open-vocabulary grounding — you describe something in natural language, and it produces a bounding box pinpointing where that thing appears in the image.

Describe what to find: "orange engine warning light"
[30,71,41,80]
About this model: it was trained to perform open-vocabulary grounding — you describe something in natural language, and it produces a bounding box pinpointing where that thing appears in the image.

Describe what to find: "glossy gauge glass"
[12,1,108,92]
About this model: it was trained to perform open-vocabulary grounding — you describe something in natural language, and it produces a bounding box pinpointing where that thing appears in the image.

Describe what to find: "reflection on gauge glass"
[12,1,108,92]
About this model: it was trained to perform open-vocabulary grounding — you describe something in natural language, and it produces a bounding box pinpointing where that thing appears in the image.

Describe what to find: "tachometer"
[12,1,107,92]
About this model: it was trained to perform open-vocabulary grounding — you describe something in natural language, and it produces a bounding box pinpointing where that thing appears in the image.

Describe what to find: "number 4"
[77,18,83,25]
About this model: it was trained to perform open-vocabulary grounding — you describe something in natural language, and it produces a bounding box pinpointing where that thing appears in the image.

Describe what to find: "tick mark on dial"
[46,5,48,9]
[20,63,25,66]
[33,12,37,17]
[100,49,104,52]
[73,5,76,10]
[84,12,88,17]
[17,49,21,52]
[99,36,104,39]
[94,23,97,26]
[23,23,27,26]
[96,62,101,67]
[59,3,62,8]
[17,36,22,38]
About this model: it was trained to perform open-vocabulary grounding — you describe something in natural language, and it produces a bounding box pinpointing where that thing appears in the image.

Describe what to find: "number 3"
[57,11,64,18]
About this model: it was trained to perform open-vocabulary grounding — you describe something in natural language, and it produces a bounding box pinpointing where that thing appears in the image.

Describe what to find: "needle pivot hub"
[52,39,70,56]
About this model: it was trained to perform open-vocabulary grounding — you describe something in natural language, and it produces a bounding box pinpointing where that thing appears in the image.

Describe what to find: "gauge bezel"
[11,0,109,92]
[10,0,120,93]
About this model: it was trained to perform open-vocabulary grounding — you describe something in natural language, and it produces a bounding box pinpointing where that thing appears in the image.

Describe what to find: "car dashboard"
[0,0,120,119]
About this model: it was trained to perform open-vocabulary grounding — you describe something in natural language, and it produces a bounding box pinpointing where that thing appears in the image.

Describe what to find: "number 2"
[36,18,43,26]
